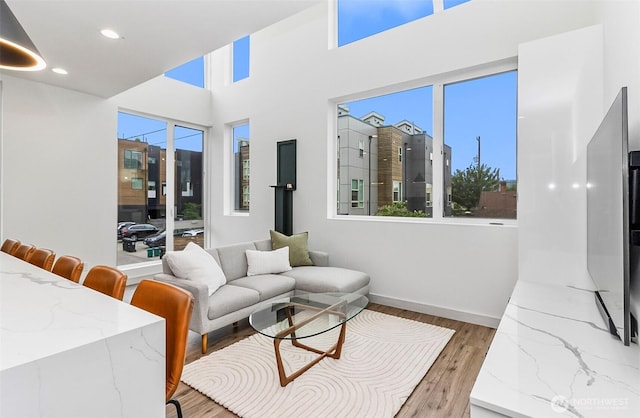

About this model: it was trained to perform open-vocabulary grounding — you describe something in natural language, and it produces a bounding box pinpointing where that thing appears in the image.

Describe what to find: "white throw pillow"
[164,242,226,296]
[246,247,292,276]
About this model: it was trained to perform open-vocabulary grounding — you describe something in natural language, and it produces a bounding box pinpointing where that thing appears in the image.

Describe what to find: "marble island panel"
[0,253,165,417]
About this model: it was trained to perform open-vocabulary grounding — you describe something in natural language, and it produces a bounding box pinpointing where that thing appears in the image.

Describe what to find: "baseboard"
[368,293,501,329]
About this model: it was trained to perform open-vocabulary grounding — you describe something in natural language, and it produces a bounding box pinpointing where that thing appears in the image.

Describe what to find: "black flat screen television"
[587,86,637,346]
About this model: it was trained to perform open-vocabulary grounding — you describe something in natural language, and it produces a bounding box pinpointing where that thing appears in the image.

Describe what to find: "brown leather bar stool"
[83,265,127,300]
[1,238,20,255]
[13,244,36,261]
[130,280,194,418]
[26,248,56,271]
[52,255,84,283]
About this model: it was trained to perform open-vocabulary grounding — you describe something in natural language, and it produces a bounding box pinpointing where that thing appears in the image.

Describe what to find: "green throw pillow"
[269,230,314,267]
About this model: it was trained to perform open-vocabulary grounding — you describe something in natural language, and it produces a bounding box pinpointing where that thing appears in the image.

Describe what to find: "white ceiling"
[2,0,321,97]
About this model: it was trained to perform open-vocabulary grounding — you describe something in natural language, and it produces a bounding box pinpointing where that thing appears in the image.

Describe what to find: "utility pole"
[476,136,481,170]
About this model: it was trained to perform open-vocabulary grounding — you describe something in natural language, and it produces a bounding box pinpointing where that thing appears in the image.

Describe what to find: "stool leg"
[167,399,182,418]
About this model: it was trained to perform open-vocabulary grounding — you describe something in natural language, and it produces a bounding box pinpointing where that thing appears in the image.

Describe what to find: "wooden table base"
[273,302,347,387]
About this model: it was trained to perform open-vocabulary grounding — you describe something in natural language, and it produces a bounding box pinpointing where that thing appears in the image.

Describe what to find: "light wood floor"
[167,303,496,418]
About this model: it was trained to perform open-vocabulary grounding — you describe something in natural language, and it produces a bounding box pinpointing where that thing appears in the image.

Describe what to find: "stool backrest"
[1,239,21,255]
[14,244,36,261]
[52,255,84,283]
[83,265,127,300]
[26,248,56,271]
[130,280,194,401]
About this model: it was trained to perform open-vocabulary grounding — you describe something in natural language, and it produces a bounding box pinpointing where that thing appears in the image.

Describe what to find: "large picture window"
[444,71,517,219]
[117,112,206,266]
[338,86,434,217]
[336,68,517,221]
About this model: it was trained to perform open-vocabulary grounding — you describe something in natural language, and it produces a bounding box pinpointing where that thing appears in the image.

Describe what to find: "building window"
[148,181,156,199]
[131,178,143,190]
[124,150,143,169]
[351,179,364,208]
[243,186,250,207]
[444,0,471,10]
[233,123,250,211]
[337,0,471,47]
[182,181,193,197]
[233,36,250,82]
[164,56,205,88]
[117,112,206,266]
[393,181,402,202]
[359,138,365,157]
[336,68,516,221]
[444,70,517,218]
[338,0,434,47]
[243,159,250,180]
[338,85,433,217]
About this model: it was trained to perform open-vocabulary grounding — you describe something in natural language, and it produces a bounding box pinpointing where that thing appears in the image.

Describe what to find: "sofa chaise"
[154,238,370,353]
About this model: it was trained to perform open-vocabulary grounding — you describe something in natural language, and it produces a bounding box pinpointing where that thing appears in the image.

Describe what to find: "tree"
[182,202,202,220]
[451,163,500,213]
[375,201,427,218]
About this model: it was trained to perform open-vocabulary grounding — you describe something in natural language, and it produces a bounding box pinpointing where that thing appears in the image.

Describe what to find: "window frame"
[351,179,364,208]
[330,60,518,226]
[116,111,208,269]
[131,177,143,190]
[393,181,402,203]
[124,149,143,170]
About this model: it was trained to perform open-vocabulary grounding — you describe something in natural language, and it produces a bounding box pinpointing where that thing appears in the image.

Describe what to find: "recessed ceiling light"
[101,29,120,39]
[52,67,68,75]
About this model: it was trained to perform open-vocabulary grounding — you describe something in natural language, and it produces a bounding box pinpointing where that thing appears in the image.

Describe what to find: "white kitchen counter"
[470,279,639,417]
[0,252,165,417]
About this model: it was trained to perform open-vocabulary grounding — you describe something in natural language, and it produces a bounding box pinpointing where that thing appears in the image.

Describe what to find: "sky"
[118,0,517,180]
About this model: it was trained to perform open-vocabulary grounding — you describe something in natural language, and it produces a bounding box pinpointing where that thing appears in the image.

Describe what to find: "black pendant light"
[0,0,46,71]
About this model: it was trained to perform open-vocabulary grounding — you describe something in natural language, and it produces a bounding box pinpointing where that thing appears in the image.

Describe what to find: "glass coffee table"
[249,292,368,387]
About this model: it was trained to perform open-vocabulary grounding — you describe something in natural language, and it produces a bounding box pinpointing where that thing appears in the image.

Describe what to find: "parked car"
[120,224,159,241]
[143,230,166,247]
[181,228,204,237]
[144,229,191,247]
[117,221,135,239]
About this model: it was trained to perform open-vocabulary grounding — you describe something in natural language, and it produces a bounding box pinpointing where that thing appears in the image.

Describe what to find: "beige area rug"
[181,309,455,418]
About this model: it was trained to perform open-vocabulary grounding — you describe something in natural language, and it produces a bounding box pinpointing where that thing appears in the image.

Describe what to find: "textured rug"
[181,309,455,418]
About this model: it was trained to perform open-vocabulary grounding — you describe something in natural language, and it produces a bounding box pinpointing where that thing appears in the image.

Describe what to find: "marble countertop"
[0,252,162,371]
[471,279,639,417]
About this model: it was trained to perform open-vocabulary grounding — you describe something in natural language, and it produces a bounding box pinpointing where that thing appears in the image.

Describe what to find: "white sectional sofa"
[154,238,370,353]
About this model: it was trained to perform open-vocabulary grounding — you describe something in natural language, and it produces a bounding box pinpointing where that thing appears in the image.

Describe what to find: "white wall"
[517,25,603,288]
[111,75,213,127]
[0,73,213,272]
[0,75,117,268]
[206,0,599,325]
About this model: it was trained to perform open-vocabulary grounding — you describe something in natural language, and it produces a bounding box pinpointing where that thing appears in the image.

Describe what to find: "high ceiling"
[2,0,321,97]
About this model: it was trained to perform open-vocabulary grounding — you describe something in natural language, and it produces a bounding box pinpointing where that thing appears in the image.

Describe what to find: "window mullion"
[432,84,445,221]
[166,124,175,250]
